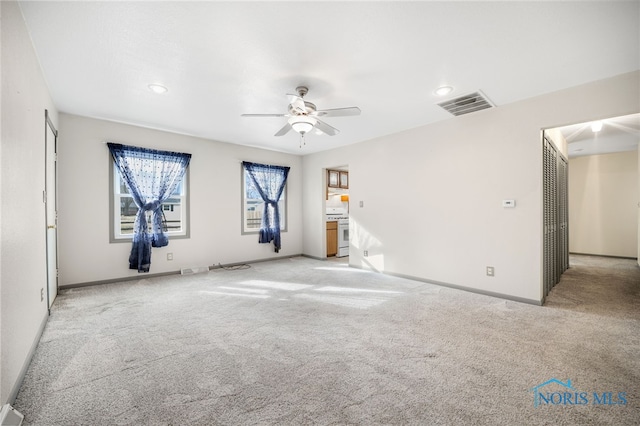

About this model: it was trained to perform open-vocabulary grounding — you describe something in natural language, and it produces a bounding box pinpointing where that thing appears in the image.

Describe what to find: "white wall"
[303,71,640,304]
[569,151,638,258]
[58,114,302,286]
[1,1,58,403]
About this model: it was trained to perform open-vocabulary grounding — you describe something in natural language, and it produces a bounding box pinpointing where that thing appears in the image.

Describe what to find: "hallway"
[546,254,640,318]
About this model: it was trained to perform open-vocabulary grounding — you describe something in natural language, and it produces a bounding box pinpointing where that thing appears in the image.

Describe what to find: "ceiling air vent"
[437,91,494,116]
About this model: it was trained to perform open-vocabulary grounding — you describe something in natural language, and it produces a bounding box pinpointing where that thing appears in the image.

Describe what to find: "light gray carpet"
[13,255,640,425]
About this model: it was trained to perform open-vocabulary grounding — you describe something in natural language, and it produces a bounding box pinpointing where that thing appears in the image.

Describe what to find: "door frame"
[45,109,58,311]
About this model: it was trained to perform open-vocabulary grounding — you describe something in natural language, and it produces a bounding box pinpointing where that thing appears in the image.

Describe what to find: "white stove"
[326,208,349,257]
[326,208,348,221]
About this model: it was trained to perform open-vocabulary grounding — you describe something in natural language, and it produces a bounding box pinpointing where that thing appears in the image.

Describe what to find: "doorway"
[557,113,639,262]
[45,110,58,310]
[544,113,640,298]
[325,166,349,258]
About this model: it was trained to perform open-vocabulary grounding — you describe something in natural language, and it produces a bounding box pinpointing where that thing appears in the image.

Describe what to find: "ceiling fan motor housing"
[288,101,316,116]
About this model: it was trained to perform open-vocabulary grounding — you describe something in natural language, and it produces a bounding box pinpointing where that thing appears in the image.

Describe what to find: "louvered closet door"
[558,157,569,274]
[542,135,569,300]
[543,138,557,297]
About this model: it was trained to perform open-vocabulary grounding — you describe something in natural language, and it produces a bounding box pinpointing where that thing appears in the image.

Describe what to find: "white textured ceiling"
[18,1,640,155]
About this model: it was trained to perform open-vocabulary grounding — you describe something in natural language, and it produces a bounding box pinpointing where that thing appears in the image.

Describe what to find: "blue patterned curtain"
[108,143,191,272]
[243,161,290,253]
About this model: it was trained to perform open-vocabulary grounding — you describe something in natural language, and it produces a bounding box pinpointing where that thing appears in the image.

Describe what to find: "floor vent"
[437,91,494,116]
[181,266,209,275]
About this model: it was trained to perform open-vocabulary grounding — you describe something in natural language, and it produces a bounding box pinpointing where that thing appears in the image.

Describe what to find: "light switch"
[502,200,516,208]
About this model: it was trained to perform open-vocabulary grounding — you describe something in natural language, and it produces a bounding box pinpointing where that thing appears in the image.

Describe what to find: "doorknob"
[47,225,56,229]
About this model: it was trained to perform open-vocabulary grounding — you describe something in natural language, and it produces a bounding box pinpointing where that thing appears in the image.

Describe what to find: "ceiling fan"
[241,86,361,146]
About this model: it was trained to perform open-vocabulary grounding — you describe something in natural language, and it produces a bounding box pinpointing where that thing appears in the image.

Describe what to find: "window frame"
[109,155,190,243]
[241,164,288,235]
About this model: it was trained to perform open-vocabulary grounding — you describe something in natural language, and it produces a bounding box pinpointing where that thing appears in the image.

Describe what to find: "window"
[110,157,189,242]
[242,166,287,234]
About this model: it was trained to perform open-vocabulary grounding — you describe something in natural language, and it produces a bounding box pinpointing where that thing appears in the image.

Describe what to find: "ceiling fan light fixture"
[434,85,453,96]
[148,84,168,94]
[289,116,316,134]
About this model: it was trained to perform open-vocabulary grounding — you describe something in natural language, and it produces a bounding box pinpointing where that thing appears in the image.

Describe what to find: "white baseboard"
[7,311,49,404]
[0,405,24,426]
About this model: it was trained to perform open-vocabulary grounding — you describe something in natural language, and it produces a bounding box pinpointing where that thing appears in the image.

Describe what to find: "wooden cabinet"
[328,170,348,189]
[328,170,339,188]
[326,221,338,257]
[339,171,349,189]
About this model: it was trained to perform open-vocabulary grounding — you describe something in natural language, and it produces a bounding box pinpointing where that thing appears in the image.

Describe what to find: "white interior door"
[45,110,58,310]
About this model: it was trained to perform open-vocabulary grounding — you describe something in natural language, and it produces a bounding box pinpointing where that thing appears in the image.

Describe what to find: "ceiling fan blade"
[286,93,306,114]
[314,106,361,117]
[241,113,287,117]
[274,123,292,136]
[314,118,340,136]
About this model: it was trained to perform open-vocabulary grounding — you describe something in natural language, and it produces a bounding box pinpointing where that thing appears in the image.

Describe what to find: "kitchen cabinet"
[328,170,348,189]
[339,171,349,189]
[326,221,338,257]
[328,170,339,188]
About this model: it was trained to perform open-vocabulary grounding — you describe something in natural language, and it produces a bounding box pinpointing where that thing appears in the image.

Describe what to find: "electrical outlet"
[359,201,364,208]
[167,253,173,261]
[41,288,44,302]
[486,266,495,277]
[364,250,368,257]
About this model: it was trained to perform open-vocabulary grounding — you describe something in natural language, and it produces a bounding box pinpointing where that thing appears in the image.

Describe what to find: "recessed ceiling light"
[148,84,168,94]
[434,86,453,96]
[591,121,603,132]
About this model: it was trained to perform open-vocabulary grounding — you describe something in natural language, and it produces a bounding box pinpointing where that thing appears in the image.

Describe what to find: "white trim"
[0,404,24,426]
[7,312,48,405]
